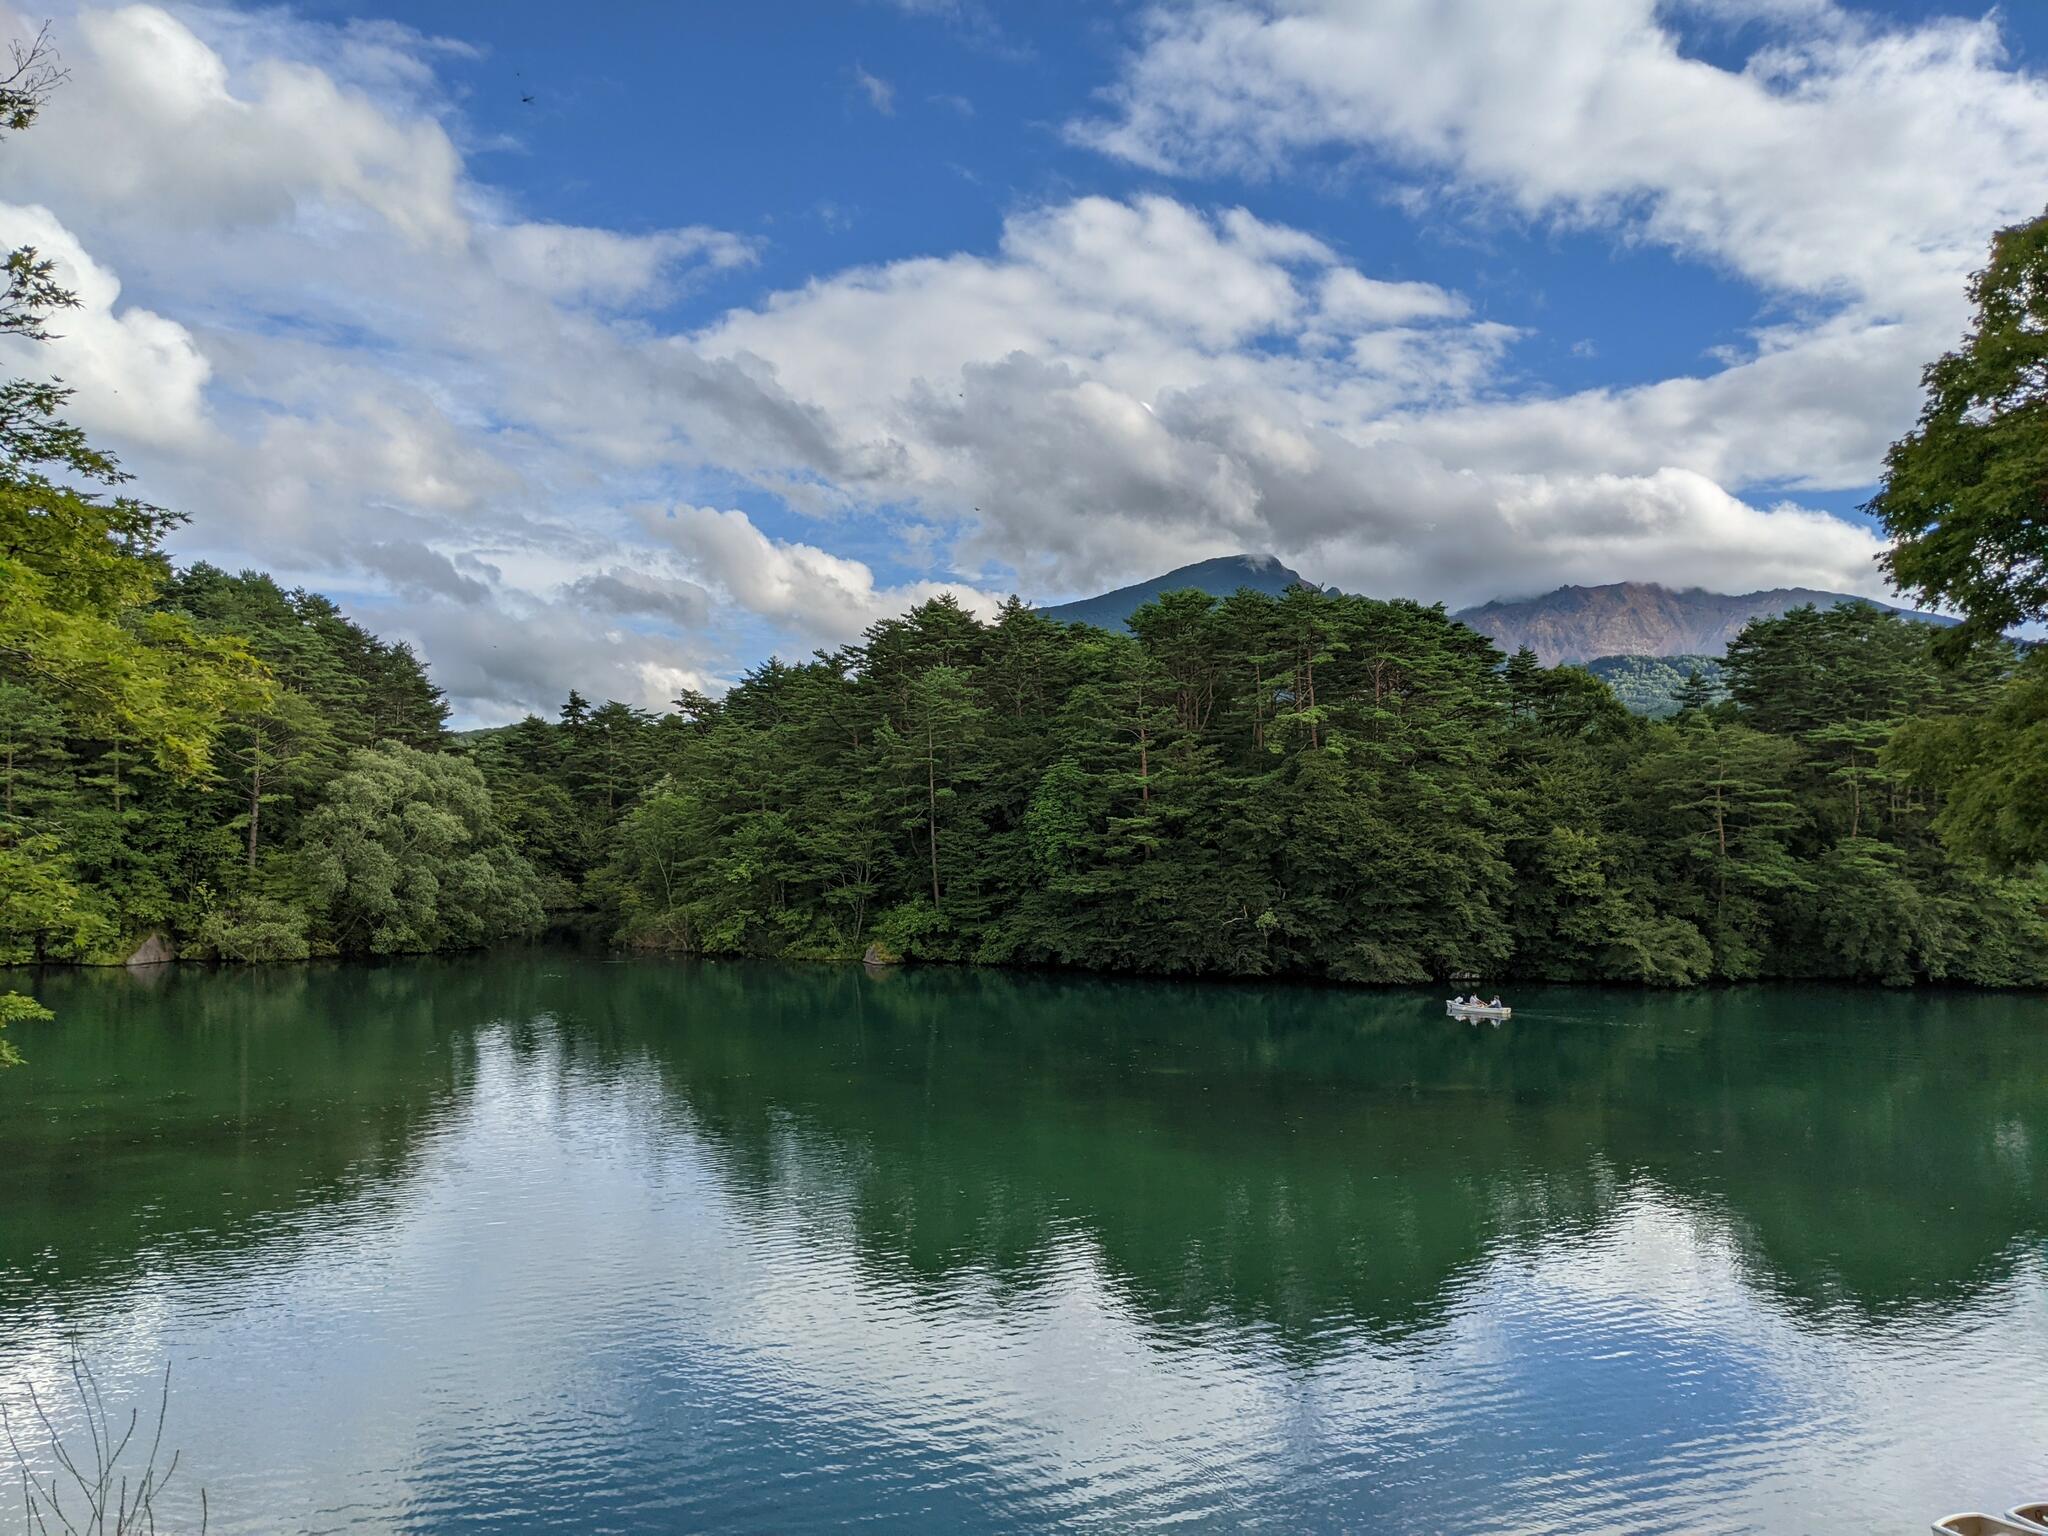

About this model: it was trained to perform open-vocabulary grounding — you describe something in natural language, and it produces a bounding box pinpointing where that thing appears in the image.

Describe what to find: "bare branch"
[5,1346,209,1533]
[0,23,67,135]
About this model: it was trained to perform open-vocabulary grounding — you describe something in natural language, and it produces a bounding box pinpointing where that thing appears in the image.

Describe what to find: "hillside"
[1454,582,1954,664]
[1040,554,1309,630]
[1583,654,1727,717]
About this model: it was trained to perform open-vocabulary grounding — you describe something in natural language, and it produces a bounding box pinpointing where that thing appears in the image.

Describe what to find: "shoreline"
[11,938,2045,996]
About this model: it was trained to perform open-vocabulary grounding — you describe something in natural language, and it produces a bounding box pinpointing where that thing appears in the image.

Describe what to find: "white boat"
[1446,999,1512,1021]
[1931,1515,2048,1535]
[2007,1509,2048,1534]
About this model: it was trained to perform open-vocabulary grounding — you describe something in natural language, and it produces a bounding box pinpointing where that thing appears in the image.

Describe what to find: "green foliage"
[0,989,49,1065]
[7,556,2041,995]
[1870,207,2048,648]
[1,557,498,985]
[301,743,546,954]
[588,587,2042,987]
[0,833,115,964]
[196,894,312,964]
[1888,648,2048,872]
[0,393,271,779]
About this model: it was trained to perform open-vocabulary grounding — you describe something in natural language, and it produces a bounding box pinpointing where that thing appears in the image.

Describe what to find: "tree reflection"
[3,955,2042,1347]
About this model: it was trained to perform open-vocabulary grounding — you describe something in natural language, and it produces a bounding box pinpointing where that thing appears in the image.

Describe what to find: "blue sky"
[1,0,2045,721]
[404,0,2048,447]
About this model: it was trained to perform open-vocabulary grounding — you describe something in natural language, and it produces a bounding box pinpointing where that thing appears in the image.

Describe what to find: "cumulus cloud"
[692,192,1886,602]
[0,200,209,445]
[379,590,725,723]
[1314,269,1467,329]
[1070,0,2048,305]
[34,3,469,244]
[486,223,757,308]
[640,505,1002,647]
[1059,0,2048,504]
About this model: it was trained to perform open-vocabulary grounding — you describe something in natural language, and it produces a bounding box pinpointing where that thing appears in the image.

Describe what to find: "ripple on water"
[3,966,2047,1534]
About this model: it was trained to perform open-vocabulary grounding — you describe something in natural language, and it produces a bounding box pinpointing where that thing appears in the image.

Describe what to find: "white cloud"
[853,62,895,116]
[0,200,209,446]
[34,3,469,245]
[640,505,1003,647]
[1072,0,2048,306]
[1315,268,1467,328]
[486,223,757,308]
[384,591,727,723]
[1061,0,2048,505]
[692,193,1887,603]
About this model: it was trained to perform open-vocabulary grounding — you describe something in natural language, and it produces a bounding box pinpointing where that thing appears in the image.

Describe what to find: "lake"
[1,954,2044,1533]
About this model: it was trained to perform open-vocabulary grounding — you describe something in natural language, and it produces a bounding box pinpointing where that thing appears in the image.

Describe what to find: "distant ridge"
[1037,562,1956,663]
[1039,553,1309,631]
[1452,582,1955,665]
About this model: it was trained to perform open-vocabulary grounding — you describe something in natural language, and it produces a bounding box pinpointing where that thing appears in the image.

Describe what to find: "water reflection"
[1,956,2044,1532]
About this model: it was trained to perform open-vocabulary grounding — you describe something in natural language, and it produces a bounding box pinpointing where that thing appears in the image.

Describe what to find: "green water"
[1,954,2044,1533]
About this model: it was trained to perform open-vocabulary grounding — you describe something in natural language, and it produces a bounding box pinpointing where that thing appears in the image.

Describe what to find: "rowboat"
[1931,1514,2048,1535]
[2012,1507,2048,1531]
[1446,999,1512,1021]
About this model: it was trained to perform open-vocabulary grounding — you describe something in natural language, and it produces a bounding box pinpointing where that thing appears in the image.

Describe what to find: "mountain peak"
[1039,554,1308,631]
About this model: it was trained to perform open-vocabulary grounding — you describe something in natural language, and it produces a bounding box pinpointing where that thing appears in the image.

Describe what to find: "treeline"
[2,563,545,969]
[550,590,2044,987]
[7,569,2047,995]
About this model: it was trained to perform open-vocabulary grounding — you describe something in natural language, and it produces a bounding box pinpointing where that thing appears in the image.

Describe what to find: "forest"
[7,571,2048,1004]
[3,81,2047,1059]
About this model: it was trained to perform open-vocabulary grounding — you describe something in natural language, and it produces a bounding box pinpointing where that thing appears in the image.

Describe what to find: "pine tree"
[1673,668,1717,717]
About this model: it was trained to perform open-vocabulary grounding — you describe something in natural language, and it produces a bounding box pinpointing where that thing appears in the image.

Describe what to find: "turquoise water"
[1,955,2044,1532]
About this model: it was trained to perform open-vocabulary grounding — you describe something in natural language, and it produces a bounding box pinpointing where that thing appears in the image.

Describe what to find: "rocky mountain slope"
[1452,582,1952,665]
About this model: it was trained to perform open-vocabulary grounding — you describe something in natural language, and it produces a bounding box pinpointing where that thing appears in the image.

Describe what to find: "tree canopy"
[565,591,2044,989]
[1870,207,2048,648]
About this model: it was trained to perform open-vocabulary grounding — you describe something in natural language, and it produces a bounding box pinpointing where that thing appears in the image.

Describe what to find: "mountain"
[1453,582,1956,665]
[1039,553,1309,630]
[1040,562,1955,665]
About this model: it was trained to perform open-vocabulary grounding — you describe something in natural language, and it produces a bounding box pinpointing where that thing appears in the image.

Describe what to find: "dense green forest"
[10,573,2048,997]
[3,78,2047,1060]
[580,593,2048,986]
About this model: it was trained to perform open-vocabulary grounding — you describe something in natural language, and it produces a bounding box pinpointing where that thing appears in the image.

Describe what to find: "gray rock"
[125,932,175,967]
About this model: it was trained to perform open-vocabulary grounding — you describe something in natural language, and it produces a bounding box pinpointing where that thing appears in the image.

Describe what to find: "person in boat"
[1489,997,1502,1008]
